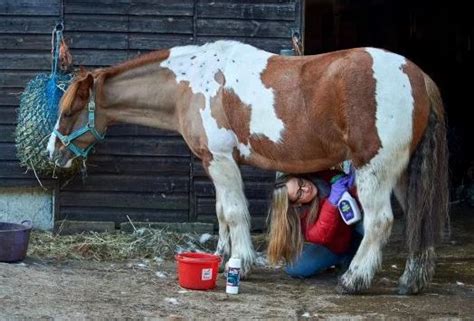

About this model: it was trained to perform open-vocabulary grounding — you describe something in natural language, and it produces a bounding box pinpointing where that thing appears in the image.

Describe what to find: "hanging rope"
[51,23,63,75]
[52,0,65,73]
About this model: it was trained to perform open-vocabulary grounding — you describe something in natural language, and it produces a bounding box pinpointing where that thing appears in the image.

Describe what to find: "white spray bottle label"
[226,258,241,294]
[337,191,362,225]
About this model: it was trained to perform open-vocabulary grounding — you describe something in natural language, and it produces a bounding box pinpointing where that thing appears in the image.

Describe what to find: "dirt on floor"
[1,204,473,320]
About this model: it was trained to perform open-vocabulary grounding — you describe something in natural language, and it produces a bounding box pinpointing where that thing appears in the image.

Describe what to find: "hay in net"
[15,72,81,178]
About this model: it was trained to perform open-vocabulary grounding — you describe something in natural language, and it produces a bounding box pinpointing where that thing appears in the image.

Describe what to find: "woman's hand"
[328,169,355,205]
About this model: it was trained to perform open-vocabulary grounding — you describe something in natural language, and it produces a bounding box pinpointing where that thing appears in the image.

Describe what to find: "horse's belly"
[236,138,346,174]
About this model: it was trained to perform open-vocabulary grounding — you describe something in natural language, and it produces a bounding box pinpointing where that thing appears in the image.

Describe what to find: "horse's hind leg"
[393,172,436,294]
[207,154,255,276]
[393,159,436,294]
[338,160,402,293]
[397,109,449,294]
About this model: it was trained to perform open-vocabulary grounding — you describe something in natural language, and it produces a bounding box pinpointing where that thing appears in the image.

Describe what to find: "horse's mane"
[103,49,170,78]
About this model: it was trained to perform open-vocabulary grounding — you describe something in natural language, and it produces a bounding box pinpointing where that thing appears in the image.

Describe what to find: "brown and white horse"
[47,40,448,294]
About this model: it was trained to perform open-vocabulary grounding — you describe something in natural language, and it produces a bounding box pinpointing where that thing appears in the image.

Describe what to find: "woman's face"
[286,177,318,205]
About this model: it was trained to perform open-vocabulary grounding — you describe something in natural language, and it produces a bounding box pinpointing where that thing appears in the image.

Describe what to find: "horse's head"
[47,71,107,167]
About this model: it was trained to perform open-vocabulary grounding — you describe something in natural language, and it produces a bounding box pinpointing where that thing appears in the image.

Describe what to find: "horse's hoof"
[337,274,367,294]
[336,278,358,295]
[397,283,421,295]
[398,273,424,295]
[398,286,409,295]
[335,284,350,294]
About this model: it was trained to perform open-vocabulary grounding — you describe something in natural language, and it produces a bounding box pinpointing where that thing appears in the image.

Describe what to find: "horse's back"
[168,41,432,172]
[221,46,430,171]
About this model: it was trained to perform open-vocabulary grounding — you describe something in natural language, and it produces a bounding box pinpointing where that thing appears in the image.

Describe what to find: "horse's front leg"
[207,154,255,277]
[214,191,230,270]
[338,164,396,293]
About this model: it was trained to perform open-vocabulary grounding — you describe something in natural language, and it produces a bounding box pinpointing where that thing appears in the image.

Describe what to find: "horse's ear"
[76,73,94,100]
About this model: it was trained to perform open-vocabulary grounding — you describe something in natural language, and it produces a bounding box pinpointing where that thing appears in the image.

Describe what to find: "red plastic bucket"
[175,252,221,290]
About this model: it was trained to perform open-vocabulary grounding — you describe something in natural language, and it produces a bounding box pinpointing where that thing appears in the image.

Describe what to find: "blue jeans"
[285,221,364,278]
[285,243,347,278]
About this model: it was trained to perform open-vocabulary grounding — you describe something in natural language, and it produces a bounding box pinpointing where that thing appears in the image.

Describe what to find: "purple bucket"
[0,220,32,263]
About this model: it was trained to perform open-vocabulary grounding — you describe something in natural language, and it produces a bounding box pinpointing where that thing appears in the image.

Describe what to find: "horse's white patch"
[161,40,284,156]
[366,48,414,151]
[47,119,60,159]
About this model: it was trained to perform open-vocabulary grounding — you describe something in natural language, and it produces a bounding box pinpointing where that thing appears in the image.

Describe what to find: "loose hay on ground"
[28,228,218,261]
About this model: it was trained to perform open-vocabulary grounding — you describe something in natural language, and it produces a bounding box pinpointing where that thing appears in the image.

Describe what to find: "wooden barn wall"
[0,0,302,231]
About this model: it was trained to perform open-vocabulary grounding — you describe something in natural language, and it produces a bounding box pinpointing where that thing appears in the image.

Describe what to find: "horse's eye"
[63,111,72,118]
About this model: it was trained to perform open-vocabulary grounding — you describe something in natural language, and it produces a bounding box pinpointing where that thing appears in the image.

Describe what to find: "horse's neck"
[101,62,179,131]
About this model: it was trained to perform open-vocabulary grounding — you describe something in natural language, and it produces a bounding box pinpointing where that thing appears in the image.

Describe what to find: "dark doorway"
[304,0,473,197]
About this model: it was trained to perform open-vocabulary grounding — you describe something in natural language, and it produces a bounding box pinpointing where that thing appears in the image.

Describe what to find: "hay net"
[15,24,80,178]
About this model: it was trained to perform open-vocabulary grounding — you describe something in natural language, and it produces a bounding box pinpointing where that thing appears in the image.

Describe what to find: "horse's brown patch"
[209,86,258,163]
[237,50,381,172]
[403,62,430,153]
[259,55,337,170]
[220,90,249,140]
[214,70,226,86]
[342,50,381,167]
[176,83,213,164]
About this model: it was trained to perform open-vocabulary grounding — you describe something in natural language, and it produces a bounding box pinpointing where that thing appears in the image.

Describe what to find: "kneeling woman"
[267,170,362,278]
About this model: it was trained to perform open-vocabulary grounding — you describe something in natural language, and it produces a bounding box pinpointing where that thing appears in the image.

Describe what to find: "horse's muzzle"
[50,148,74,168]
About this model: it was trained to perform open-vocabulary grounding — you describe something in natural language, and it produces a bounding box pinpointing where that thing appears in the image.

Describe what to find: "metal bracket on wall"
[291,28,303,55]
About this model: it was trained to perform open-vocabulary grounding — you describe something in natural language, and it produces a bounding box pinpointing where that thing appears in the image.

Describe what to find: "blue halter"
[53,95,105,159]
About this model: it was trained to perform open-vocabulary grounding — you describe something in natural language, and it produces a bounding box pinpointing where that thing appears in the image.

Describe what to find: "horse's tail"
[399,74,449,294]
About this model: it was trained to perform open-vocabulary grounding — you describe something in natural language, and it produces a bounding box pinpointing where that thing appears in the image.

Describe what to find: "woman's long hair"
[266,175,320,265]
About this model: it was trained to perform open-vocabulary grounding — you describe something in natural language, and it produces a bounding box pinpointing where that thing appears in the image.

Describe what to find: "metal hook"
[55,22,64,32]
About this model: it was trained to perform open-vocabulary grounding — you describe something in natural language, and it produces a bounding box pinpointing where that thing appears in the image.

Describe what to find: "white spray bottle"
[337,191,362,225]
[226,258,241,294]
